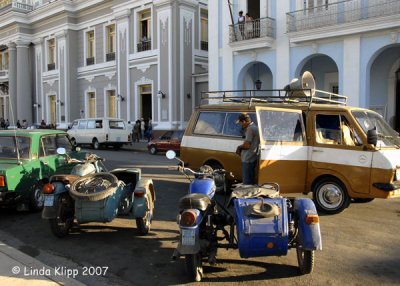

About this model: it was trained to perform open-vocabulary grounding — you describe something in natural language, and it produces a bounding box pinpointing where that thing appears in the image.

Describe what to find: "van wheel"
[312,177,350,214]
[92,138,99,150]
[70,138,77,147]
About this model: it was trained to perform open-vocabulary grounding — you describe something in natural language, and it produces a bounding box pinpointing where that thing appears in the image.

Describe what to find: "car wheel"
[149,145,157,155]
[92,138,99,150]
[136,198,153,235]
[312,177,350,214]
[30,182,44,212]
[69,173,118,201]
[296,245,314,274]
[49,193,74,238]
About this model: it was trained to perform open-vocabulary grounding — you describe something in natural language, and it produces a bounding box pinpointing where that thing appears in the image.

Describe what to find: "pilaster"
[16,41,32,125]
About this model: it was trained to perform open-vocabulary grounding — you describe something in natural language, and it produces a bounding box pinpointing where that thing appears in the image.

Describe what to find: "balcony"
[0,0,33,15]
[0,70,8,82]
[201,41,208,51]
[86,57,95,66]
[47,63,55,71]
[287,0,400,43]
[106,52,115,62]
[229,17,275,52]
[137,40,151,52]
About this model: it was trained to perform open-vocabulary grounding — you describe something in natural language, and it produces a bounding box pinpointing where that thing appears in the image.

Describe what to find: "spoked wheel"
[296,245,314,274]
[136,198,153,235]
[49,194,74,238]
[185,253,203,282]
[30,182,44,212]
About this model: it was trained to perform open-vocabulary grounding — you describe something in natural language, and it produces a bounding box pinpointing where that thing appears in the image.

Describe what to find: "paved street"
[0,148,399,286]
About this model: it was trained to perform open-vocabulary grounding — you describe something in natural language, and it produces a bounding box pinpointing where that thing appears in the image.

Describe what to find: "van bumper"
[372,183,400,198]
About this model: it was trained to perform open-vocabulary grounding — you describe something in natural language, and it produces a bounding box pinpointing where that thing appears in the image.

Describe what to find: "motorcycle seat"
[179,193,211,212]
[50,174,80,185]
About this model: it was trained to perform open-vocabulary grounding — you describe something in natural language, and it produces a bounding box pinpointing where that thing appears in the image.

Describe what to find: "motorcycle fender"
[294,198,322,251]
[131,195,147,218]
[132,179,154,218]
[176,211,203,255]
[41,182,68,219]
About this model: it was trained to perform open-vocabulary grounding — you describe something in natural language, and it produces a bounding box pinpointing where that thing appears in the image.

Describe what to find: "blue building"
[209,0,400,129]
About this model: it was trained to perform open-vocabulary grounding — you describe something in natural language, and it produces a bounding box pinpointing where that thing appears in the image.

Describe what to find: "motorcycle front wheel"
[296,245,314,274]
[185,253,203,282]
[49,194,74,238]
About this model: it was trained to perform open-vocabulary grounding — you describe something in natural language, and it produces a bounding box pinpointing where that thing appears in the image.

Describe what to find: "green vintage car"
[0,130,86,211]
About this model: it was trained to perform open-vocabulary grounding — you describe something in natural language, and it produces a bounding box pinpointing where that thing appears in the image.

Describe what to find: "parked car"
[147,130,184,155]
[0,130,86,211]
[67,118,130,150]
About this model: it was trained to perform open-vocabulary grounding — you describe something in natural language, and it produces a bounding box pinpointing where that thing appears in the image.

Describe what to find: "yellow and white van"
[181,88,400,214]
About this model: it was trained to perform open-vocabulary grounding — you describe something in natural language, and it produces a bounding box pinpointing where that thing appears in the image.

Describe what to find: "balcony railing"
[200,41,208,51]
[229,17,275,43]
[0,0,33,14]
[47,63,55,71]
[106,52,115,62]
[137,40,151,52]
[287,0,400,33]
[86,57,95,66]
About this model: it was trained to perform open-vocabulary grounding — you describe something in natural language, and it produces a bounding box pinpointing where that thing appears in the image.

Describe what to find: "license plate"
[44,195,54,207]
[116,137,121,142]
[182,229,195,245]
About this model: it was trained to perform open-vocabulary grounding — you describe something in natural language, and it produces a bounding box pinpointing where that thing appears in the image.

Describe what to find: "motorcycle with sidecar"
[166,150,322,282]
[42,148,155,237]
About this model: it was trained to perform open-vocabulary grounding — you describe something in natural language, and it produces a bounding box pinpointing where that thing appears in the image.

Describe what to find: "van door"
[311,113,371,194]
[255,106,308,193]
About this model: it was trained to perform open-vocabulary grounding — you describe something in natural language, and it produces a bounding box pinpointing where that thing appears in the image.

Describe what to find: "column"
[16,41,32,125]
[7,42,17,123]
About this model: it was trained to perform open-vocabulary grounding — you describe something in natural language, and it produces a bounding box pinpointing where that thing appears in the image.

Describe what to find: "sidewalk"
[0,239,84,286]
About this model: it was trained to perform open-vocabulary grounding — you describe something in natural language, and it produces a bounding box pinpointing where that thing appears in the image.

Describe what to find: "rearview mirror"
[367,128,377,146]
[166,150,176,160]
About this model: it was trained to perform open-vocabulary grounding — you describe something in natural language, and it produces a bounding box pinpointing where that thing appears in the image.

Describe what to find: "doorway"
[140,85,152,120]
[247,0,260,19]
[49,95,56,126]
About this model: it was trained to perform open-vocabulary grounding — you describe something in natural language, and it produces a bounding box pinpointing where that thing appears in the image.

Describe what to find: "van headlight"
[395,168,400,181]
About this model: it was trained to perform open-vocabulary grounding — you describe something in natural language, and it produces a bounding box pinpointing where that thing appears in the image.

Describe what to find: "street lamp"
[255,79,262,90]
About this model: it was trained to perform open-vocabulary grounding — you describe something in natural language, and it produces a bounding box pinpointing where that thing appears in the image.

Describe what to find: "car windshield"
[0,136,31,159]
[352,110,400,148]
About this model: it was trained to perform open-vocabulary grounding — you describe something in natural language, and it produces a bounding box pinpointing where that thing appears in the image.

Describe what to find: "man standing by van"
[236,113,259,185]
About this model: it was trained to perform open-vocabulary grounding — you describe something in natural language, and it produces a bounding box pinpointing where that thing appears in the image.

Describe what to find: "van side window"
[71,121,78,130]
[258,110,304,142]
[95,120,102,128]
[87,120,96,129]
[78,120,87,129]
[110,120,124,129]
[315,114,361,146]
[194,112,225,135]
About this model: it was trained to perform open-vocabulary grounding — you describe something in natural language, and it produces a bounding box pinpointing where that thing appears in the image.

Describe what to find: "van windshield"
[352,111,400,148]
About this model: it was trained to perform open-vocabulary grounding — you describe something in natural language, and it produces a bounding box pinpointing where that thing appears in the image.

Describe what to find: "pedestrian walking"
[133,120,140,142]
[17,120,21,129]
[140,118,145,141]
[147,117,153,142]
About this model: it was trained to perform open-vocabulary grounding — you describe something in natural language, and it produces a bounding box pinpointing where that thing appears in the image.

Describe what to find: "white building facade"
[209,0,400,129]
[0,0,208,130]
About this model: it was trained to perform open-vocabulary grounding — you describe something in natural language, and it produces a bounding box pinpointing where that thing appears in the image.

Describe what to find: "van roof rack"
[200,89,347,107]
